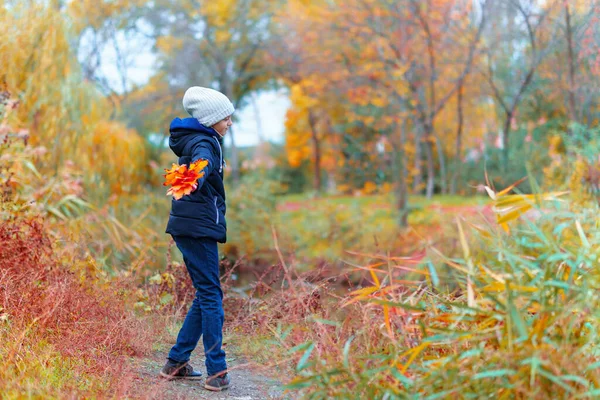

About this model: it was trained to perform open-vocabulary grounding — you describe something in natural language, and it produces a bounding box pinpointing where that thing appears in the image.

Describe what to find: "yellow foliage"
[1,3,71,136]
[362,181,378,195]
[203,0,237,27]
[1,3,149,199]
[67,0,146,33]
[81,120,149,196]
[285,84,316,167]
[543,133,599,206]
[336,183,353,194]
[380,182,393,194]
[155,36,185,54]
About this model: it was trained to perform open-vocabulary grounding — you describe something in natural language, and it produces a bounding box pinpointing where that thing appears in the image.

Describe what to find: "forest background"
[2,0,600,398]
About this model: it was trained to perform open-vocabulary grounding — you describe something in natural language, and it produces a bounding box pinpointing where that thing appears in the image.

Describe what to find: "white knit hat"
[182,86,235,127]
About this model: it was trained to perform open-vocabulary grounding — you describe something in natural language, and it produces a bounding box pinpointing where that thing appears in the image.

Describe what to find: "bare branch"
[482,51,510,114]
[432,0,489,117]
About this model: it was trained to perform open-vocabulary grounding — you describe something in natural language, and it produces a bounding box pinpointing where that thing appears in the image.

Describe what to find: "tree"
[286,0,488,200]
[481,0,562,169]
[69,0,149,105]
[136,0,282,181]
[562,0,600,126]
[268,0,332,193]
[402,0,488,197]
[1,1,150,195]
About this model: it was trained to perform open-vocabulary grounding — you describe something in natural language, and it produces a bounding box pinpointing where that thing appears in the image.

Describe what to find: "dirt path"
[132,349,287,400]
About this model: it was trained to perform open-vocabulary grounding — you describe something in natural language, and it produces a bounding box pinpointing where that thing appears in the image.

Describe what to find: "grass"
[0,215,156,398]
[2,151,596,399]
[224,175,491,265]
[267,193,489,263]
[221,189,600,399]
[277,192,487,210]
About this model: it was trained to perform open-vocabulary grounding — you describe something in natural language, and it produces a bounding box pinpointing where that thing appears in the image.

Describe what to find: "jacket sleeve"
[190,139,218,191]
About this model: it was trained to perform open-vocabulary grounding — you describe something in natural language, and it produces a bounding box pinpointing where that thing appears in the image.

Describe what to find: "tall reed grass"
[217,187,600,399]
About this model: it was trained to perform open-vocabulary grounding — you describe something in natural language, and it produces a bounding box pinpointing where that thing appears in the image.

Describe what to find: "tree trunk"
[451,84,464,195]
[434,133,446,195]
[222,80,240,182]
[412,124,423,193]
[392,120,409,227]
[425,136,435,199]
[227,125,240,182]
[398,120,409,227]
[307,109,322,193]
[502,112,512,171]
[564,1,577,123]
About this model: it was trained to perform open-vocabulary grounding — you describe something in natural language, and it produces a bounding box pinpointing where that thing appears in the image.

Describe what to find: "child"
[159,86,233,391]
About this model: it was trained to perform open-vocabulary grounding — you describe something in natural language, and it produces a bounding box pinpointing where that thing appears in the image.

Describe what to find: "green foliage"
[273,194,485,263]
[239,142,311,195]
[223,170,281,258]
[278,162,311,194]
[461,129,551,194]
[565,124,600,163]
[277,198,398,261]
[268,159,311,195]
[544,124,600,204]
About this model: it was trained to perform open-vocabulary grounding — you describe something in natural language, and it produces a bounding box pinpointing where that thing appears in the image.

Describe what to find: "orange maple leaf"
[163,159,209,200]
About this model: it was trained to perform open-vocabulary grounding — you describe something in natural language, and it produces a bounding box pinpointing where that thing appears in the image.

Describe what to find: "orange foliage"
[362,181,378,195]
[163,159,209,200]
[277,0,488,191]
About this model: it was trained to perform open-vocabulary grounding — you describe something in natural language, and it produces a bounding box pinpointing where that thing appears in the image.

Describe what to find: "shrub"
[544,124,600,205]
[0,215,154,397]
[223,171,280,259]
[1,126,159,398]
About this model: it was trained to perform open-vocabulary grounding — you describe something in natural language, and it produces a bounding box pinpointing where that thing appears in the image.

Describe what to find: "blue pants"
[168,236,227,376]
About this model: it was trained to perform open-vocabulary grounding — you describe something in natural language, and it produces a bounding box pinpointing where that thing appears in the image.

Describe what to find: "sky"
[95,32,289,148]
[228,90,290,147]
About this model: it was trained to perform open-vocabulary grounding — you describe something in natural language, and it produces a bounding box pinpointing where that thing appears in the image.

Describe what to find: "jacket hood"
[169,117,219,157]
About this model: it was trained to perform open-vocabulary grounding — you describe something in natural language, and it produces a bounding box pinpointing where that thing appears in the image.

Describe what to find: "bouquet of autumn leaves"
[163,159,209,200]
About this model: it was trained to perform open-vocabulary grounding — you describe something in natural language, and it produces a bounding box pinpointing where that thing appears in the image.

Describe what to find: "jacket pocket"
[213,196,219,224]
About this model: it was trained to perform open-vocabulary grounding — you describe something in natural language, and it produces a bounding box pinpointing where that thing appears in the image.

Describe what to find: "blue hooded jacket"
[165,118,227,243]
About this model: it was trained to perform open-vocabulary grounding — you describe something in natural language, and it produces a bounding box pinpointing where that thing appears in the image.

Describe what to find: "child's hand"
[163,159,209,200]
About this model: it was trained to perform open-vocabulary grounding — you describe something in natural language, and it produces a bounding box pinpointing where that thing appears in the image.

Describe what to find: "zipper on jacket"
[212,136,223,173]
[213,196,219,224]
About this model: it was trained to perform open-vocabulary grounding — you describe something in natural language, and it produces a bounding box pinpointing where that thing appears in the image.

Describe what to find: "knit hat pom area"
[182,87,235,128]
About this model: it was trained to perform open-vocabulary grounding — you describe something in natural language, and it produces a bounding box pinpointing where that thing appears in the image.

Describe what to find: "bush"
[0,130,160,398]
[461,129,550,194]
[0,215,154,397]
[544,124,600,205]
[223,171,281,259]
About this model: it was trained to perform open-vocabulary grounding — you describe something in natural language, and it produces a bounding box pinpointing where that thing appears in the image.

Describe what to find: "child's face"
[212,115,233,137]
